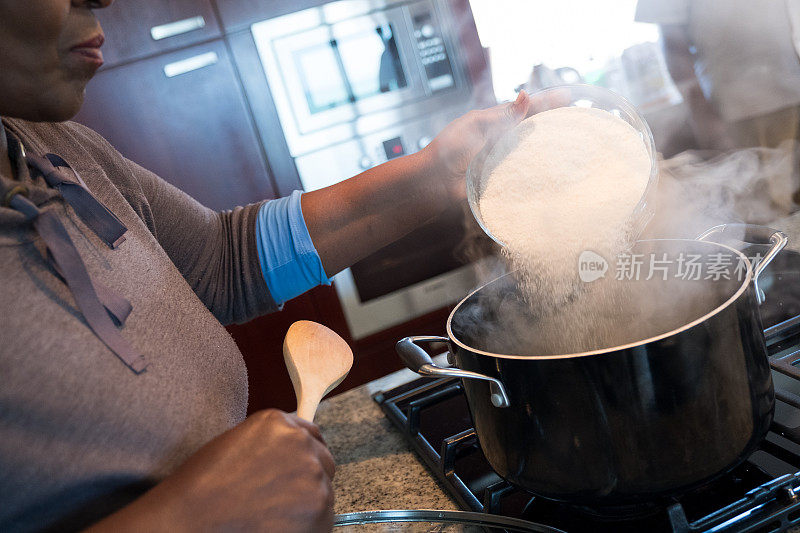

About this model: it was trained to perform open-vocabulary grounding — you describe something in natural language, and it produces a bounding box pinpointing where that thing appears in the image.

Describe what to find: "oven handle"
[396,336,510,408]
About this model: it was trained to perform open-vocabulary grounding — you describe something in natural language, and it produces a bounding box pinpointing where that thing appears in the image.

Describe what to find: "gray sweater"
[0,118,278,531]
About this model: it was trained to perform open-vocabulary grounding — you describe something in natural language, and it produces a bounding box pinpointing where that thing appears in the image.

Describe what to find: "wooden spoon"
[283,320,354,422]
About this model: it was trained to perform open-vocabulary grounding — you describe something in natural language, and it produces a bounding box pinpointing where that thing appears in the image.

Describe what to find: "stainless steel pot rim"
[333,509,565,532]
[446,239,754,361]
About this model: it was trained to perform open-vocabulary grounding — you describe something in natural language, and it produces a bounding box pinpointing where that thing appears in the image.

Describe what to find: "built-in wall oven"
[251,0,492,339]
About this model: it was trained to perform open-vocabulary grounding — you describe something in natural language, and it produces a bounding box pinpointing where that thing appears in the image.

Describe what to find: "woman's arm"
[303,92,530,276]
[72,95,529,320]
[123,157,278,324]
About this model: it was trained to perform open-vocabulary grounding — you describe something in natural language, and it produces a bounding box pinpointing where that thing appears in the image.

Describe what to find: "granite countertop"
[314,356,457,514]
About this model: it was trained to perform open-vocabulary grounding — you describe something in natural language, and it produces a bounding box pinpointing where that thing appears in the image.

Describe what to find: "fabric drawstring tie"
[46,247,133,326]
[26,153,127,249]
[7,192,145,372]
[3,133,145,373]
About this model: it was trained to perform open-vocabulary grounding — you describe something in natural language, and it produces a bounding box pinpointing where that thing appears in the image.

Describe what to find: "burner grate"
[375,376,800,532]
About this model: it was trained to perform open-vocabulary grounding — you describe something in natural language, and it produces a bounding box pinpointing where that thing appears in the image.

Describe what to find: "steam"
[644,140,799,239]
[453,140,800,357]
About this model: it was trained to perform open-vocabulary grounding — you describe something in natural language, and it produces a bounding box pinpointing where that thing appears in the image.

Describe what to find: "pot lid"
[333,510,565,532]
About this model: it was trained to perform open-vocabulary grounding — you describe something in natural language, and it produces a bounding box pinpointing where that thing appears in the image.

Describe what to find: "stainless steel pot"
[397,224,787,506]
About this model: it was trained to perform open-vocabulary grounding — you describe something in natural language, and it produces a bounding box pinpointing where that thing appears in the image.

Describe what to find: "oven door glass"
[293,44,350,114]
[294,23,408,115]
[338,24,408,100]
[267,9,426,137]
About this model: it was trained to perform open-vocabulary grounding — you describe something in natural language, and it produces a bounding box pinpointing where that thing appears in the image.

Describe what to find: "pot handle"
[396,336,510,408]
[696,223,788,304]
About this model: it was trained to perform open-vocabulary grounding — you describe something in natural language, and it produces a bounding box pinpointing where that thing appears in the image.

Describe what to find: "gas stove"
[374,250,800,532]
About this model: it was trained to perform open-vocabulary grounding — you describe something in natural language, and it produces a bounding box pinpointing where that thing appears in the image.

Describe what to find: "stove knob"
[359,156,374,170]
[417,136,432,149]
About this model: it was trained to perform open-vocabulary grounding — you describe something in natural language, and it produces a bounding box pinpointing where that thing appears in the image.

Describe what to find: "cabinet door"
[74,40,276,211]
[96,0,221,67]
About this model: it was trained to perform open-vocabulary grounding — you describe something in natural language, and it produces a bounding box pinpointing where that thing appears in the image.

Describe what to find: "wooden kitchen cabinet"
[96,0,221,67]
[74,40,276,211]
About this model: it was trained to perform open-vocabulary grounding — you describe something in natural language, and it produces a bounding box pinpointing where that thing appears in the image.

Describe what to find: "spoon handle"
[297,396,321,422]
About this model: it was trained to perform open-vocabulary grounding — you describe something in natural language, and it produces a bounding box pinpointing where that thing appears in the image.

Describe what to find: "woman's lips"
[70,35,105,66]
[71,47,104,64]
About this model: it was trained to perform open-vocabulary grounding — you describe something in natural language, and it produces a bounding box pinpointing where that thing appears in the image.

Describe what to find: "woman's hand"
[421,91,531,203]
[88,410,335,532]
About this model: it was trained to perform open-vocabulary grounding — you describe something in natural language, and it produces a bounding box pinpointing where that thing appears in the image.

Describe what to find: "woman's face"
[0,0,113,122]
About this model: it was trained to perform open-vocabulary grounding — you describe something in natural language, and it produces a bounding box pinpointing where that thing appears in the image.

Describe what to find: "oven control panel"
[408,3,456,93]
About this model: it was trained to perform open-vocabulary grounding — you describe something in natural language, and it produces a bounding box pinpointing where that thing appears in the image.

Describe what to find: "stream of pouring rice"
[474,106,658,355]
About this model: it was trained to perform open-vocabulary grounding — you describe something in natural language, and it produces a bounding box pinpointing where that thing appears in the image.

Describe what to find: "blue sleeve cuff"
[255,191,332,306]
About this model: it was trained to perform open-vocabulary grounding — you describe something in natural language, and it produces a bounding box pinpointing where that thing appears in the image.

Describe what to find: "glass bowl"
[466,84,659,247]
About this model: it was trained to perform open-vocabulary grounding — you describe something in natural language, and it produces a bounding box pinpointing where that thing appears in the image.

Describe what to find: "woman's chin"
[23,92,84,123]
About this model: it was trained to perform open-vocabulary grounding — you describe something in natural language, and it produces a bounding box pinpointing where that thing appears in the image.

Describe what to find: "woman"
[0,0,530,531]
